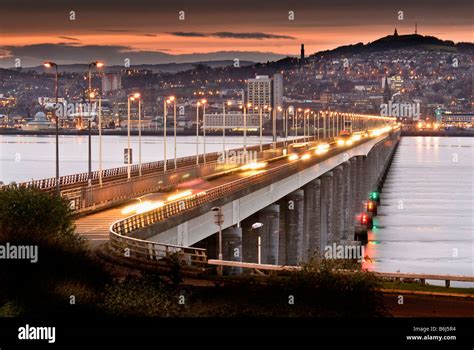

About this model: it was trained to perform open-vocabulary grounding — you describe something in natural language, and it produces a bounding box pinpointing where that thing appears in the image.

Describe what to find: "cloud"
[212,32,295,40]
[168,32,208,38]
[168,32,295,40]
[58,36,80,41]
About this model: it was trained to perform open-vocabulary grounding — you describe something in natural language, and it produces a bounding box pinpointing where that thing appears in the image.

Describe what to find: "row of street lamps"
[43,61,386,193]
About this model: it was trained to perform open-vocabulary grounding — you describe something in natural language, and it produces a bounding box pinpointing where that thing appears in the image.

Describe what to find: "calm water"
[0,134,271,183]
[364,137,474,283]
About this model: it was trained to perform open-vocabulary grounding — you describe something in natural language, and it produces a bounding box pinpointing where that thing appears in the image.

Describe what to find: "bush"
[100,275,184,317]
[0,186,82,248]
[0,187,108,316]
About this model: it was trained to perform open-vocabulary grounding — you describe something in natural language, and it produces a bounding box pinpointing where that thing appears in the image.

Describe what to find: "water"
[0,134,272,183]
[364,137,474,284]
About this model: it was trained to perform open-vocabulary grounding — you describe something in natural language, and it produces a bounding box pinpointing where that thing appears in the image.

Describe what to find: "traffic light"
[358,212,373,229]
[369,191,380,204]
[366,200,377,215]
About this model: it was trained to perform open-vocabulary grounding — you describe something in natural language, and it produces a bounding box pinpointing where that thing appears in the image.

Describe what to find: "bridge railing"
[109,231,208,268]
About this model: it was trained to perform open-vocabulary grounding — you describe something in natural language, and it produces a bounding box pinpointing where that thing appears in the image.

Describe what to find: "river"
[0,134,271,183]
[364,136,474,284]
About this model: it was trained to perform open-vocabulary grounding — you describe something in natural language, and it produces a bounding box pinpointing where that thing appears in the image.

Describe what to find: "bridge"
[8,113,401,273]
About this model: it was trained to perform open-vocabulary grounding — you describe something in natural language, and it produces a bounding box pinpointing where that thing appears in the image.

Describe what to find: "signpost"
[211,207,224,276]
[124,148,132,164]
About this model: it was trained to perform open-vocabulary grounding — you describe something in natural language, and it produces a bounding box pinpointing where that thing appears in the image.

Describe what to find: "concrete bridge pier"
[257,204,280,265]
[332,166,344,244]
[303,179,321,261]
[341,161,352,241]
[284,190,304,265]
[319,172,334,254]
[355,156,365,214]
[222,226,242,275]
[348,158,358,239]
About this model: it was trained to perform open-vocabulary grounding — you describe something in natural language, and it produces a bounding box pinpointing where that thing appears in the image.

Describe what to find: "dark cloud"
[168,32,295,40]
[58,36,80,41]
[212,32,295,40]
[168,32,208,38]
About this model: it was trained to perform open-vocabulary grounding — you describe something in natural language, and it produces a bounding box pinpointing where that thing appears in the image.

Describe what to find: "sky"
[0,0,472,67]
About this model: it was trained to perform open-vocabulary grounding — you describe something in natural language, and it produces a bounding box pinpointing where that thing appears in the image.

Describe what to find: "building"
[273,73,284,122]
[203,112,260,130]
[102,73,122,94]
[23,112,52,131]
[300,44,305,63]
[247,75,272,109]
[382,75,403,93]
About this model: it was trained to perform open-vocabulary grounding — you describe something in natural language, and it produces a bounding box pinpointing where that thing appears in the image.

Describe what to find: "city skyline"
[0,0,472,67]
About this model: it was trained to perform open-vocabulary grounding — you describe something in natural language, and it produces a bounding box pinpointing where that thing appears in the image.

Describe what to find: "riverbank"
[0,128,274,137]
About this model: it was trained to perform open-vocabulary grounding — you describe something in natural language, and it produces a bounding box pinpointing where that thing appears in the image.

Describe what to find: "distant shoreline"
[0,129,267,137]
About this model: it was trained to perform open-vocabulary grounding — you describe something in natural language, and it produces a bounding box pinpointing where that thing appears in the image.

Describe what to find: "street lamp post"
[196,101,201,165]
[138,98,142,176]
[171,97,177,169]
[87,61,104,186]
[259,106,263,152]
[202,99,207,164]
[211,207,224,276]
[126,93,140,181]
[251,222,264,264]
[43,61,60,195]
[98,94,103,186]
[223,101,231,162]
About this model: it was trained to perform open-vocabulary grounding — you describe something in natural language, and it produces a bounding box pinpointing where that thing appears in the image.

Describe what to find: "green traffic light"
[370,191,379,200]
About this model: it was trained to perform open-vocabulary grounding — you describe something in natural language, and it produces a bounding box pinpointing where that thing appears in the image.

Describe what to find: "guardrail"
[109,129,400,268]
[109,232,208,269]
[207,260,474,287]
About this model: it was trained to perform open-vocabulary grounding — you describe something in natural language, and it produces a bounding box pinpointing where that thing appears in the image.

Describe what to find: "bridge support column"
[303,179,321,261]
[242,217,258,264]
[348,158,358,239]
[332,166,344,244]
[285,190,304,265]
[320,172,333,254]
[364,151,372,193]
[341,161,351,241]
[277,198,287,265]
[258,204,280,265]
[222,226,242,275]
[354,156,365,214]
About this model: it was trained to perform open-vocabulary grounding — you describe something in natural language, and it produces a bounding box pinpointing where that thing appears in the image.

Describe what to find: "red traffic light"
[358,212,373,229]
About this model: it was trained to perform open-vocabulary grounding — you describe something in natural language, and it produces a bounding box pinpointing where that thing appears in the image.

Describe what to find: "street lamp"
[201,99,207,163]
[168,96,177,169]
[223,101,232,162]
[87,61,104,186]
[297,108,302,141]
[43,61,60,195]
[211,206,224,276]
[127,92,140,180]
[196,101,201,165]
[239,102,251,154]
[251,222,264,264]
